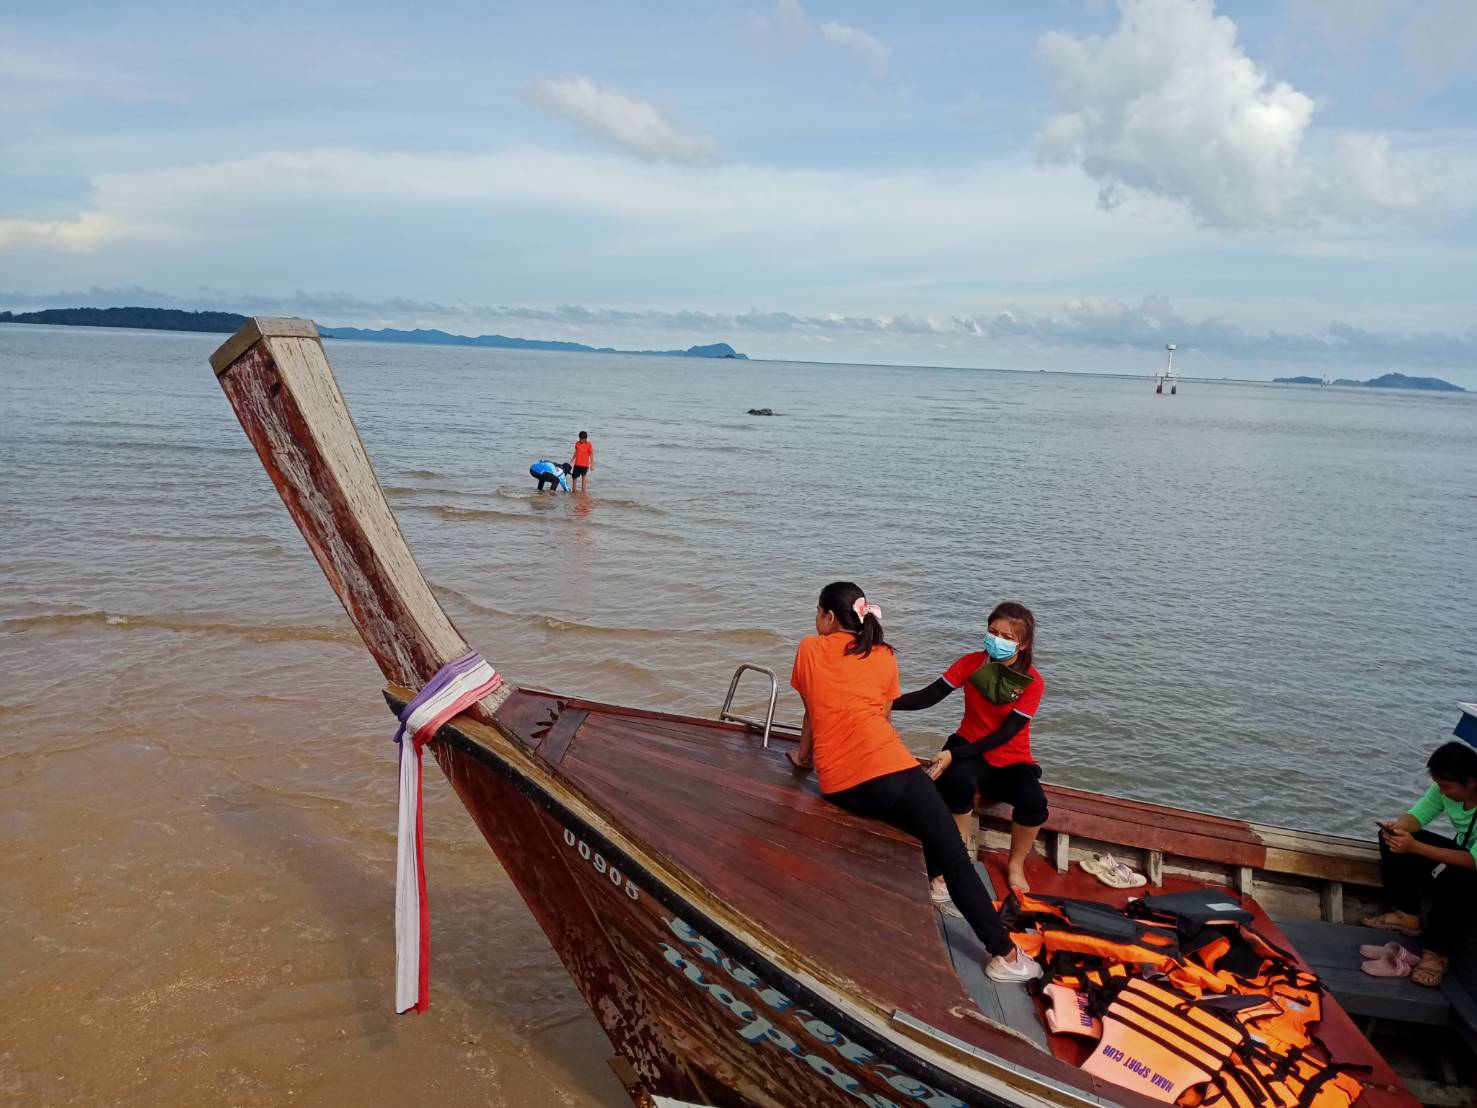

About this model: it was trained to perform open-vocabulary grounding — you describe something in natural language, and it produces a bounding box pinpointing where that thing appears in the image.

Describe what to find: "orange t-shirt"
[573,440,594,465]
[790,632,916,794]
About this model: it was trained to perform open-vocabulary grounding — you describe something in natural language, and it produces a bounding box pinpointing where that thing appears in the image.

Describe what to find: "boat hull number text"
[563,828,640,900]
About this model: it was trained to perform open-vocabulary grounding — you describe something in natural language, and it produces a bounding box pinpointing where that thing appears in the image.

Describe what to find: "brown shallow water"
[3,324,1475,1105]
[4,629,623,1106]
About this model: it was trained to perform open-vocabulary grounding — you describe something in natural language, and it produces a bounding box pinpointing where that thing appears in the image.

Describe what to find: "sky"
[3,0,1477,382]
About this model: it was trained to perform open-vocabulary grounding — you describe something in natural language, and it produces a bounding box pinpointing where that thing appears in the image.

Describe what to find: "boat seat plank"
[1276,916,1477,1056]
[979,785,1266,869]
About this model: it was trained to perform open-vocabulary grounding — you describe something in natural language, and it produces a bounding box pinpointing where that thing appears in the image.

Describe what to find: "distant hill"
[0,306,248,332]
[1274,371,1464,393]
[0,306,748,360]
[318,325,748,359]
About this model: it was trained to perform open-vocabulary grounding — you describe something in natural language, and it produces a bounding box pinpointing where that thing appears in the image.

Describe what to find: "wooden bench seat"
[979,782,1267,870]
[1275,918,1455,1026]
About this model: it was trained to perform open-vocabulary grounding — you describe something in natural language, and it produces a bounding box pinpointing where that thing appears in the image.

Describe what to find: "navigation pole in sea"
[1155,342,1178,396]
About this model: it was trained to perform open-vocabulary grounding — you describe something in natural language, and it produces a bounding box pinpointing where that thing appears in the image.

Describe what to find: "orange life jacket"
[1044,983,1104,1039]
[1007,892,1181,970]
[1203,1042,1366,1108]
[1012,889,1365,1108]
[1082,979,1244,1103]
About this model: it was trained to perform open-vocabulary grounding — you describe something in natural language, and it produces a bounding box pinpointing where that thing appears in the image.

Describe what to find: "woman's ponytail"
[818,581,892,658]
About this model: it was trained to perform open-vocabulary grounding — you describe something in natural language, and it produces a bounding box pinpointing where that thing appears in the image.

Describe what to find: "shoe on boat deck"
[1080,852,1148,889]
[1360,910,1421,936]
[986,947,1044,984]
[1361,950,1413,978]
[1358,941,1420,967]
[929,878,963,917]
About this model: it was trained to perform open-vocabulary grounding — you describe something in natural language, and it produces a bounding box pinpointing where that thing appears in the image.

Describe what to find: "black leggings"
[1380,829,1477,956]
[933,736,1049,826]
[531,468,561,490]
[826,766,1013,956]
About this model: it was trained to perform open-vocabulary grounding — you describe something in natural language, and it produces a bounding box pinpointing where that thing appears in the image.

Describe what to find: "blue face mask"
[982,631,1019,661]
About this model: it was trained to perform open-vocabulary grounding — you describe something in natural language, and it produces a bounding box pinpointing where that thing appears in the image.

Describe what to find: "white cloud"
[819,22,891,77]
[0,214,133,253]
[747,0,812,44]
[523,77,718,165]
[747,1,891,77]
[1036,0,1429,228]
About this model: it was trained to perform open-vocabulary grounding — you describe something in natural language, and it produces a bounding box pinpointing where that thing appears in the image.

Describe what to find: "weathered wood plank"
[213,320,498,706]
[209,315,319,373]
[1263,846,1381,885]
[539,707,587,763]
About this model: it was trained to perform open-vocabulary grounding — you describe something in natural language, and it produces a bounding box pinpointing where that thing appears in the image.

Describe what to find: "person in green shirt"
[1363,741,1477,987]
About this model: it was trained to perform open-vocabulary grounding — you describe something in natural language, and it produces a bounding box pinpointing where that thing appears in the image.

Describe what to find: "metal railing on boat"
[719,663,780,747]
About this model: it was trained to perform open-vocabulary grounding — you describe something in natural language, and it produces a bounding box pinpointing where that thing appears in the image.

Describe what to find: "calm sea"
[3,323,1474,1104]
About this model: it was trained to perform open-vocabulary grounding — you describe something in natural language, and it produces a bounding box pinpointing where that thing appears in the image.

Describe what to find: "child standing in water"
[893,602,1046,898]
[789,582,1040,983]
[568,431,595,491]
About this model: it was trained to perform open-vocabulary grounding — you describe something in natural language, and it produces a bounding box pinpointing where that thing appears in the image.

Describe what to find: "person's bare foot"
[1007,863,1031,894]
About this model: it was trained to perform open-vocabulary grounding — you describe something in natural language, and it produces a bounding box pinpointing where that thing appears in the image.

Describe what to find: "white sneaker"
[985,947,1043,984]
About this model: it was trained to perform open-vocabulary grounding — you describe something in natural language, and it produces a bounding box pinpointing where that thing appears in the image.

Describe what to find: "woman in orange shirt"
[789,581,1038,983]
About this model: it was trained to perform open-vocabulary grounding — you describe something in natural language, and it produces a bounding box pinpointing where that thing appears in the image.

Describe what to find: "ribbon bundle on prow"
[392,650,503,1013]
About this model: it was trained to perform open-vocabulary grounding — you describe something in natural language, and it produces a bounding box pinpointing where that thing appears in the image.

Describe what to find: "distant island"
[0,306,749,360]
[1273,371,1465,393]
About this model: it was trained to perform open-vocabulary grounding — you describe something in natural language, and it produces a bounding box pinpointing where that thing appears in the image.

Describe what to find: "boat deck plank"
[561,711,979,1025]
[936,861,1052,1053]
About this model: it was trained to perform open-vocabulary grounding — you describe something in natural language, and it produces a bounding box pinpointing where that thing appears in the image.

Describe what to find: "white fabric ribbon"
[392,651,503,1013]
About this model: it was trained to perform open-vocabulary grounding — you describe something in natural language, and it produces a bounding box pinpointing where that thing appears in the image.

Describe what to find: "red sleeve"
[1014,673,1044,717]
[942,653,980,688]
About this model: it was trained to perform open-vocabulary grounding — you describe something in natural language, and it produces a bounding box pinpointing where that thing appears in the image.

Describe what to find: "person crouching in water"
[1363,741,1477,987]
[893,602,1045,898]
[529,459,570,492]
[788,581,1040,983]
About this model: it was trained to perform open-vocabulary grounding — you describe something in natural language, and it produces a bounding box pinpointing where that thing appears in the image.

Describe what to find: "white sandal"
[1080,853,1147,889]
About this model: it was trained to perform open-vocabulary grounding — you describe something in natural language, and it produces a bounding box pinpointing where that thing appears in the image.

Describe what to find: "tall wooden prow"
[210,317,509,717]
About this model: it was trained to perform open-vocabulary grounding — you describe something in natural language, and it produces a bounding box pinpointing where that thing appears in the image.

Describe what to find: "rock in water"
[746,408,775,416]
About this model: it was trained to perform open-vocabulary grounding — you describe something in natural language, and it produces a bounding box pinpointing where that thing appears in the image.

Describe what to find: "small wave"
[92,530,283,551]
[492,487,666,515]
[24,436,256,457]
[408,503,681,544]
[492,487,542,504]
[402,468,444,479]
[412,504,532,525]
[1,610,359,645]
[432,585,786,649]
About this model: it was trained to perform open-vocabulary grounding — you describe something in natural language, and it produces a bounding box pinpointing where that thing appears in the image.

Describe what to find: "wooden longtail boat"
[210,319,1473,1108]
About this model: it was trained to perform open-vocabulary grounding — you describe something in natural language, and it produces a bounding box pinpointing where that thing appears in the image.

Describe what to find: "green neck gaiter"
[966,660,1031,704]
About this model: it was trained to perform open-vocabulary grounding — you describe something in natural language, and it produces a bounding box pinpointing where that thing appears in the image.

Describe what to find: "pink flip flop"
[1359,942,1420,967]
[1361,950,1413,978]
